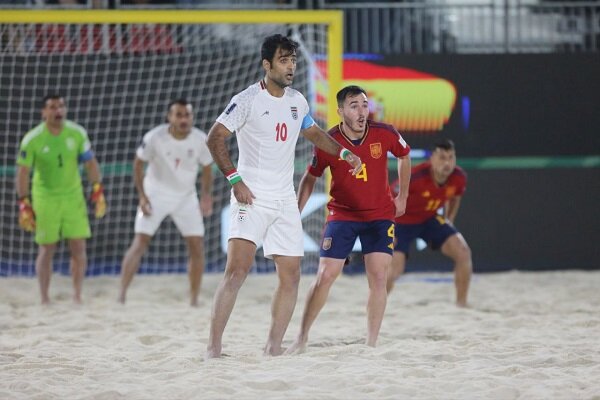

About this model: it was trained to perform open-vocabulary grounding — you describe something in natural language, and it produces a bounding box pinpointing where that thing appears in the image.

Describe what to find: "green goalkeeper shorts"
[33,192,91,244]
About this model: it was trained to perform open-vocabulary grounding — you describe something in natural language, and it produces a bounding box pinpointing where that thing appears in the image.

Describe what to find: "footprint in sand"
[245,379,293,391]
[137,335,169,345]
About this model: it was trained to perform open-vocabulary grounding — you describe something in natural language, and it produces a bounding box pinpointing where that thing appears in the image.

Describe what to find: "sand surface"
[1,270,599,399]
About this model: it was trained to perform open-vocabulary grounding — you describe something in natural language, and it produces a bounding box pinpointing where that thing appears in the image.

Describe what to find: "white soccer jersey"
[137,124,213,196]
[216,81,314,200]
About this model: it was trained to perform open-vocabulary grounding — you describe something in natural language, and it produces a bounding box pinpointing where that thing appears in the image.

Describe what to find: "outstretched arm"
[394,155,411,217]
[206,122,255,204]
[302,124,363,175]
[297,171,318,213]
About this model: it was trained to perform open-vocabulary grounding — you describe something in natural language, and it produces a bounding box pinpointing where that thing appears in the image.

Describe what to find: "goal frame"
[0,9,343,131]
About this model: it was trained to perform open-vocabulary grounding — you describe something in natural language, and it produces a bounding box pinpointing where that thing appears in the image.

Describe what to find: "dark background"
[383,54,600,157]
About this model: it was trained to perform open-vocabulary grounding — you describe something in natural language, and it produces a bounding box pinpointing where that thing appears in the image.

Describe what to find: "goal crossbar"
[0,9,343,130]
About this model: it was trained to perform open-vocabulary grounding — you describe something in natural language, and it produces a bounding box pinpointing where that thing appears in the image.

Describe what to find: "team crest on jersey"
[187,149,194,158]
[237,207,248,222]
[422,190,430,198]
[446,186,456,197]
[370,143,382,159]
[322,237,332,250]
[66,137,76,150]
[290,106,298,120]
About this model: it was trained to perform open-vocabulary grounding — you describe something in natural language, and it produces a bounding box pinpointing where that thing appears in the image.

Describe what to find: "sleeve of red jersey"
[306,145,328,177]
[388,126,411,158]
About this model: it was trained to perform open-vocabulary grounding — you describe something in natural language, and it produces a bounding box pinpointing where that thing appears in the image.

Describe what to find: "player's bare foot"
[264,344,285,356]
[190,298,199,307]
[41,297,50,305]
[73,295,82,305]
[205,346,222,360]
[456,300,469,308]
[284,340,307,355]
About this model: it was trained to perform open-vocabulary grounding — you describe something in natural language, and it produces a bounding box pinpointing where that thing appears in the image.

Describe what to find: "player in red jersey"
[286,85,411,353]
[387,139,472,307]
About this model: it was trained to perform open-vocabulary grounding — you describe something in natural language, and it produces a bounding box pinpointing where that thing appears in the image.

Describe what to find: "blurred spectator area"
[1,0,598,53]
[1,24,182,53]
[318,0,600,54]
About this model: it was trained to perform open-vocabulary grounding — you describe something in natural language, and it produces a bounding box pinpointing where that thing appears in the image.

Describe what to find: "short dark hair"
[167,98,192,112]
[261,34,299,65]
[41,94,63,108]
[336,85,367,107]
[433,139,455,152]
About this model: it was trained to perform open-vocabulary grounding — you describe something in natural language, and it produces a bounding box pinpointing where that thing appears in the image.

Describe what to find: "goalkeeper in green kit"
[16,94,106,304]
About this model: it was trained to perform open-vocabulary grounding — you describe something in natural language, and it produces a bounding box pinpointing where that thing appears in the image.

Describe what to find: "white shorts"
[229,198,304,258]
[134,191,205,237]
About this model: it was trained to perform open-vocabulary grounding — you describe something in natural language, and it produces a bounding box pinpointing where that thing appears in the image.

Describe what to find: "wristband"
[18,196,32,210]
[225,169,242,185]
[339,148,351,160]
[92,182,103,193]
[90,183,105,204]
[91,182,104,198]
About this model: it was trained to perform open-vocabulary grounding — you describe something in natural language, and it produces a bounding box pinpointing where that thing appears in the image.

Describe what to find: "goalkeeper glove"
[18,197,35,232]
[90,182,107,219]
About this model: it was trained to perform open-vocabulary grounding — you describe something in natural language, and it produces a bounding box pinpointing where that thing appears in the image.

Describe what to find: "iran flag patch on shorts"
[237,207,248,222]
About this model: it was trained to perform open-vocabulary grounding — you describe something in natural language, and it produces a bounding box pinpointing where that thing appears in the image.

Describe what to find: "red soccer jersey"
[308,120,410,222]
[393,161,467,224]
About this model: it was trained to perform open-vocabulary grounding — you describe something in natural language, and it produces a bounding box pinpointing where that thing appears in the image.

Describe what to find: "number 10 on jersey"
[275,122,288,142]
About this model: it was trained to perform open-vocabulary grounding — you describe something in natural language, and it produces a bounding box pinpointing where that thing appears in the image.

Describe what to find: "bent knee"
[367,270,388,290]
[38,245,57,258]
[186,240,204,259]
[131,235,152,253]
[370,269,388,283]
[455,242,472,263]
[70,246,87,261]
[316,269,339,287]
[444,236,471,261]
[224,266,250,288]
[280,269,301,288]
[71,252,87,263]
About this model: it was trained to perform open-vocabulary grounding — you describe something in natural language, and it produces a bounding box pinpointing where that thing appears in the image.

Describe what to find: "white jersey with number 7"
[137,124,213,197]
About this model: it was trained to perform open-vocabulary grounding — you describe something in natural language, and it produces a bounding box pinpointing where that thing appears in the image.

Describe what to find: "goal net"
[0,10,342,276]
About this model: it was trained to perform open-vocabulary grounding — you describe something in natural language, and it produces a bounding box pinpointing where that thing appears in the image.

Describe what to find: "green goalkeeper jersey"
[17,120,93,197]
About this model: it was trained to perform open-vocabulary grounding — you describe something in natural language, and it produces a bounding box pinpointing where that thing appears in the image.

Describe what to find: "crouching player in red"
[286,85,411,353]
[387,139,472,307]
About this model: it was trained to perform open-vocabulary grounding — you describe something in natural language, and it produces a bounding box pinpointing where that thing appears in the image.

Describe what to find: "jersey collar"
[338,121,370,146]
